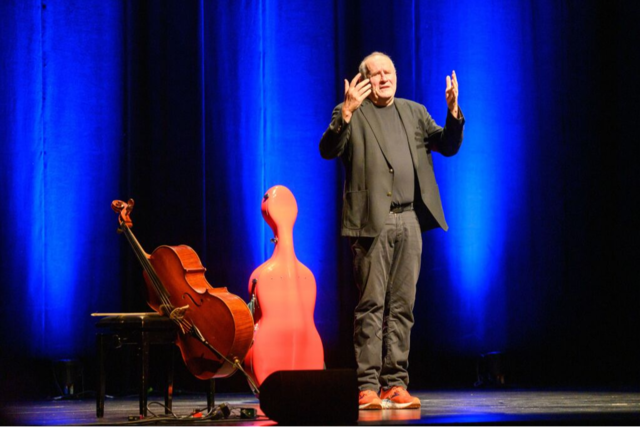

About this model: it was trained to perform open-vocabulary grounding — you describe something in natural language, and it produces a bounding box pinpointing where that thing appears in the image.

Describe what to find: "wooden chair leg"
[139,332,150,417]
[96,334,106,418]
[164,345,174,415]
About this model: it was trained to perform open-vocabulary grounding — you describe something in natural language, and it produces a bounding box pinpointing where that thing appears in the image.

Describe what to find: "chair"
[95,313,215,418]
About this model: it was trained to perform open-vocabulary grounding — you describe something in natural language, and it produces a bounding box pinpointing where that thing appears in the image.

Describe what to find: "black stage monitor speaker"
[259,369,358,425]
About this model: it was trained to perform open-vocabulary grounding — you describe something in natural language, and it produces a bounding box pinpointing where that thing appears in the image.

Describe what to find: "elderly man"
[319,52,465,410]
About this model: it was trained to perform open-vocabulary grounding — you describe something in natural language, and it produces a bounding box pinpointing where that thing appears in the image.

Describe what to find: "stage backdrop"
[1,0,638,395]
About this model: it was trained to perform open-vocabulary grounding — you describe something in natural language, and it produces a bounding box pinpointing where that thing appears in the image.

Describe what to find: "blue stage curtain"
[0,0,45,358]
[0,0,638,391]
[0,1,124,361]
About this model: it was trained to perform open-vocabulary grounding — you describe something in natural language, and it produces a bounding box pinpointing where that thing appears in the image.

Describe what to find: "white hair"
[358,52,395,78]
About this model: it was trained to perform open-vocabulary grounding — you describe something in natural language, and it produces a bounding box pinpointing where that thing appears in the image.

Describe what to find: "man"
[319,52,464,410]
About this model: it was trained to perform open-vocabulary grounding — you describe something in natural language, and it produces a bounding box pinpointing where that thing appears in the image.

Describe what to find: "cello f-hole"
[183,292,203,307]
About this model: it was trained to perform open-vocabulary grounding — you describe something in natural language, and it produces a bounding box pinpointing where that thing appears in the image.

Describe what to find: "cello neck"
[119,217,172,303]
[121,222,150,266]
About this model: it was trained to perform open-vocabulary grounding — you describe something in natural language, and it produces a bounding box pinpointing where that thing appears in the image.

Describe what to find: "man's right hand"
[342,74,371,123]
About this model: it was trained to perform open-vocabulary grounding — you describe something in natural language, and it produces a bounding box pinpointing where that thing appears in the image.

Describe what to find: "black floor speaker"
[259,369,358,424]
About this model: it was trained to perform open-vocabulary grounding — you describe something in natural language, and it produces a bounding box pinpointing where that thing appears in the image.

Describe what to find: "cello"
[244,186,324,387]
[112,199,255,381]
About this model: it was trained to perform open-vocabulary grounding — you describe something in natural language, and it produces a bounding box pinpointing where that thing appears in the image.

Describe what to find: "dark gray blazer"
[319,97,465,237]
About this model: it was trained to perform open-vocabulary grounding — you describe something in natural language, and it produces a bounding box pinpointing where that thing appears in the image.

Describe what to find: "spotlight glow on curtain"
[0,1,124,359]
[414,1,529,352]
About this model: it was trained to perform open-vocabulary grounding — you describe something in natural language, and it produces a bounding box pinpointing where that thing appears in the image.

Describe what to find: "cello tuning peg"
[263,193,269,201]
[270,237,278,244]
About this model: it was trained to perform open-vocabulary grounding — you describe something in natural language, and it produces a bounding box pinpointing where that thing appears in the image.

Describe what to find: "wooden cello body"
[112,199,254,380]
[244,186,324,387]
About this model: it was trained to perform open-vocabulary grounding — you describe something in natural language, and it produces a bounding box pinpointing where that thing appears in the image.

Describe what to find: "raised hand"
[342,73,371,123]
[445,71,459,118]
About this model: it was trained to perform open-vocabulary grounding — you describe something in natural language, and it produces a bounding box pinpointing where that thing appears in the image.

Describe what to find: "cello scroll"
[111,199,134,231]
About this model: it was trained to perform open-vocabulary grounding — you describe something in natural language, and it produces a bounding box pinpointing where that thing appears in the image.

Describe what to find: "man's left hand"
[445,71,459,118]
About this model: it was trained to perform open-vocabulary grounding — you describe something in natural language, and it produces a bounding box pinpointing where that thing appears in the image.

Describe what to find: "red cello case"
[244,185,324,388]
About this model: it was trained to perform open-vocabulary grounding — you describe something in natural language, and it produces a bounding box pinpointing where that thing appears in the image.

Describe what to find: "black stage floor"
[2,389,639,425]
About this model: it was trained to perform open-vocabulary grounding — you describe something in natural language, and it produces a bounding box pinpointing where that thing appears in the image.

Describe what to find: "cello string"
[121,223,168,303]
[122,222,173,307]
[121,220,174,308]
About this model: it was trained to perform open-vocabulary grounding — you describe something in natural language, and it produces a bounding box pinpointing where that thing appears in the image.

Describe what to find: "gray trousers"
[351,210,422,391]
